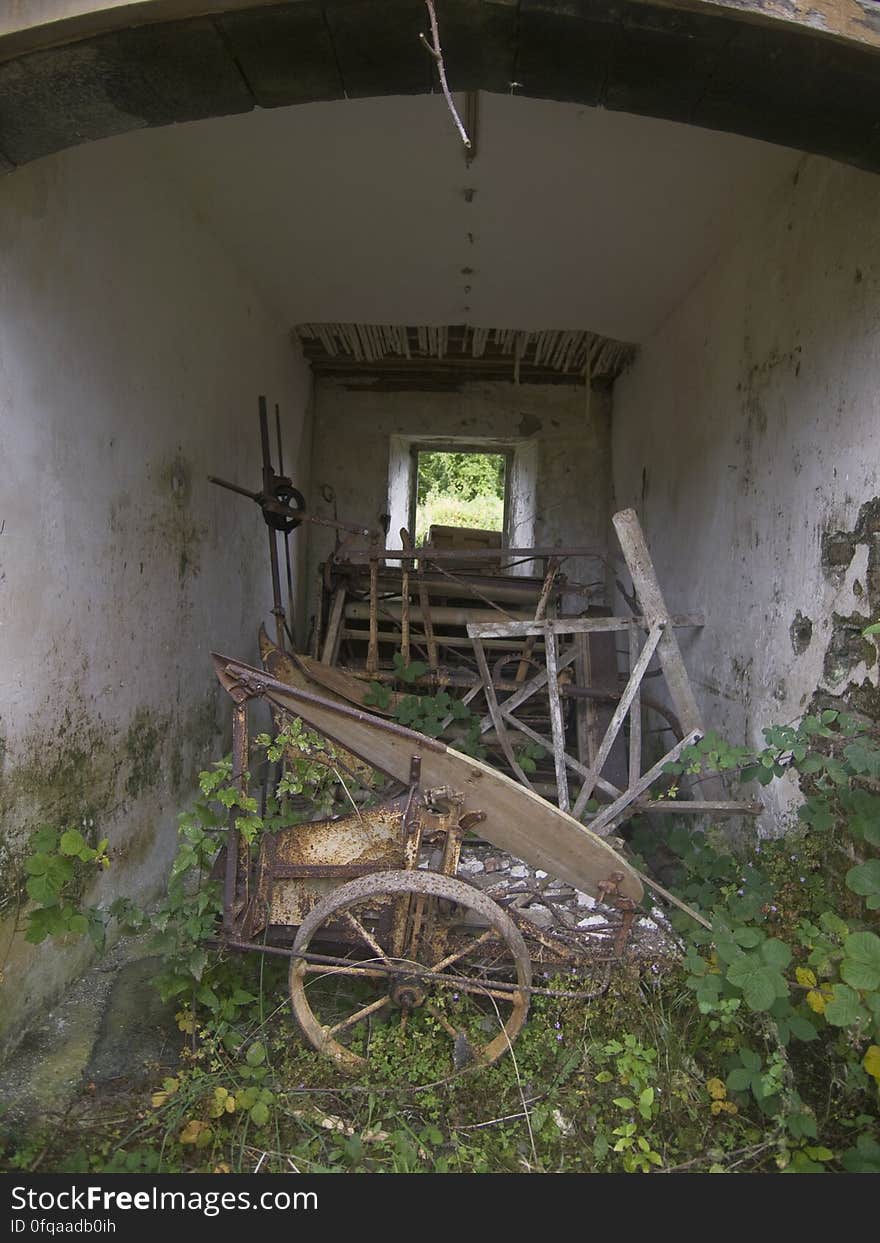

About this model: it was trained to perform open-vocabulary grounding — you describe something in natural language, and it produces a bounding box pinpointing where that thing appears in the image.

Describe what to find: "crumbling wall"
[612,153,880,823]
[0,131,311,1056]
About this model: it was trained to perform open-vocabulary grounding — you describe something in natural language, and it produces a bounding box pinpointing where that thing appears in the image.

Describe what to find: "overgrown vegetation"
[415,450,506,544]
[2,680,879,1174]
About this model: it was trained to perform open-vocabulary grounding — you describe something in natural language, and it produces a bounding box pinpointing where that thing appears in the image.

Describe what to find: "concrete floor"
[0,937,181,1142]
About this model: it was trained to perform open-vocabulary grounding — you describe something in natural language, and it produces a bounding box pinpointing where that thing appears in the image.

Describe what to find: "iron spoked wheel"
[289,870,532,1079]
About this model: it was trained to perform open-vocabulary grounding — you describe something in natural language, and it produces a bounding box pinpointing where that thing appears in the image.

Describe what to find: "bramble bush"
[631,707,880,1171]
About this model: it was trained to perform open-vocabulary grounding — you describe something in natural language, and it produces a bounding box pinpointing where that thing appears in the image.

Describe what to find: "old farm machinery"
[205,397,752,1076]
[212,653,648,1077]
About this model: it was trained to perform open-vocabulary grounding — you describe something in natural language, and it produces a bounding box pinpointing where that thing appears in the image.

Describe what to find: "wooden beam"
[321,585,347,665]
[478,644,578,734]
[612,509,704,735]
[471,635,536,793]
[399,527,411,666]
[342,545,606,565]
[468,614,703,639]
[628,621,642,786]
[544,627,570,811]
[516,558,559,681]
[571,623,665,817]
[587,730,701,837]
[498,709,624,801]
[366,557,379,675]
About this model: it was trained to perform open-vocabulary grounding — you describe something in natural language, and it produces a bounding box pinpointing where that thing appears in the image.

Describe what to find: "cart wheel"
[289,869,532,1078]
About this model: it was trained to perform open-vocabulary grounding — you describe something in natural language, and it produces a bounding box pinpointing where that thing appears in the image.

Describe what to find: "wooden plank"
[544,627,570,811]
[310,567,325,658]
[399,527,411,666]
[292,652,405,715]
[363,569,549,604]
[572,624,665,817]
[416,547,439,672]
[471,635,536,792]
[574,633,591,768]
[628,621,642,786]
[346,601,535,626]
[321,585,346,665]
[587,730,701,837]
[343,628,548,652]
[632,800,762,815]
[516,558,559,682]
[366,557,379,675]
[468,614,704,639]
[498,708,623,801]
[478,644,578,734]
[212,653,643,903]
[612,508,704,734]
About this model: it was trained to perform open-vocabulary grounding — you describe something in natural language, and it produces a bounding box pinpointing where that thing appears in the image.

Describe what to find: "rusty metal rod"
[217,939,625,999]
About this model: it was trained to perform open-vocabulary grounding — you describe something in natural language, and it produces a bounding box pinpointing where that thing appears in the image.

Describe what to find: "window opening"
[413,448,508,545]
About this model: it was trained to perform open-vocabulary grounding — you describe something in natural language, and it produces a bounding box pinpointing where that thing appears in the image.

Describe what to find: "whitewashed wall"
[305,379,611,641]
[0,132,311,1054]
[612,154,880,821]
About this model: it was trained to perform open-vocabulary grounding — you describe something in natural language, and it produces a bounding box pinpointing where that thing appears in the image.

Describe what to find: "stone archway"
[1,0,880,172]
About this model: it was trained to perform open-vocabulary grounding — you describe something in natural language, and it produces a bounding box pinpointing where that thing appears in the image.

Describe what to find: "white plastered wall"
[305,379,611,643]
[612,154,880,823]
[0,132,312,1054]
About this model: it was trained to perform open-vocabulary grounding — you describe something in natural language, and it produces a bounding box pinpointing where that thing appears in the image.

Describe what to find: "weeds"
[3,702,879,1174]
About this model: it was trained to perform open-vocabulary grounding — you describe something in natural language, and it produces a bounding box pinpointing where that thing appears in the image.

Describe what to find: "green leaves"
[716,933,791,1013]
[249,1100,270,1127]
[841,1133,880,1173]
[392,652,428,684]
[726,958,786,1012]
[515,739,546,775]
[363,681,392,711]
[846,858,880,910]
[840,931,880,991]
[20,823,109,945]
[59,829,87,858]
[381,657,483,750]
[245,1041,266,1067]
[843,740,880,778]
[823,985,866,1028]
[726,1048,763,1097]
[760,938,793,970]
[840,788,880,847]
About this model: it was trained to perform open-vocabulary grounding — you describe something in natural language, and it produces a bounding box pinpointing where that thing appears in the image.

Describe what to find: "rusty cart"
[212,653,647,1079]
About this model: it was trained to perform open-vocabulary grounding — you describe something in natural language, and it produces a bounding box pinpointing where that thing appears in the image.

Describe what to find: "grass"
[0,961,807,1175]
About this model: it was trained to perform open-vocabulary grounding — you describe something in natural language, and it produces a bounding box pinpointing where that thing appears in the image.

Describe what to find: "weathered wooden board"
[612,508,704,735]
[260,624,406,715]
[213,653,643,904]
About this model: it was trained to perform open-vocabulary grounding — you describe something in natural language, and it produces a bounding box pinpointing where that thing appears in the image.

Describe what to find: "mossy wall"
[0,128,312,1058]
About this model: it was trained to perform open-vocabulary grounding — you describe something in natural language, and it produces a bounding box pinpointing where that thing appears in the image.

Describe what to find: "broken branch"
[420,0,472,150]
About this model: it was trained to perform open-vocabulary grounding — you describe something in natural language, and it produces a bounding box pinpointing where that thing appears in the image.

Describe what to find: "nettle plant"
[651,708,880,1168]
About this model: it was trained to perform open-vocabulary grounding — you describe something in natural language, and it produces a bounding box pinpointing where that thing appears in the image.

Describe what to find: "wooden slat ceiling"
[295,323,636,389]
